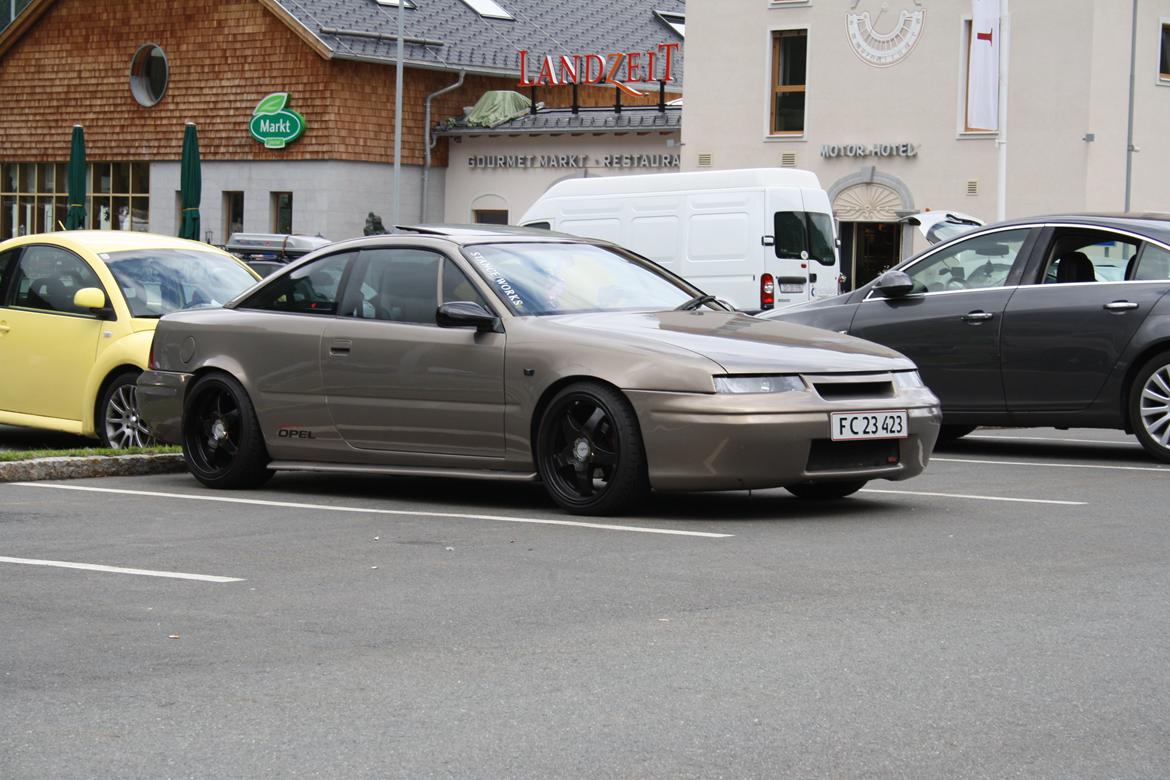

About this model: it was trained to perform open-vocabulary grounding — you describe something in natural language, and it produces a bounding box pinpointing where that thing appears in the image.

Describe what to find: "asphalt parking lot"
[2,429,1167,778]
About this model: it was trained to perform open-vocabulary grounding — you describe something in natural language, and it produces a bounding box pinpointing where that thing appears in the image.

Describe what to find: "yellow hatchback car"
[0,231,259,447]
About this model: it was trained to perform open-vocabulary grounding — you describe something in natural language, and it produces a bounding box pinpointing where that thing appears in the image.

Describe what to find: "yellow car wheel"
[98,371,155,449]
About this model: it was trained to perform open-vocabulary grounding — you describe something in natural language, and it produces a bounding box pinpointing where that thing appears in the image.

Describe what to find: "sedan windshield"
[462,242,696,315]
[101,248,258,317]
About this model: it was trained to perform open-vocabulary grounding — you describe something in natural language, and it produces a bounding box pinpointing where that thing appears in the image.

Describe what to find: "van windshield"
[774,211,837,266]
[462,242,697,316]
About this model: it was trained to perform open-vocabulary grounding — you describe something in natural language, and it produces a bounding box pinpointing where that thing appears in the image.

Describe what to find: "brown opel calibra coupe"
[138,226,941,515]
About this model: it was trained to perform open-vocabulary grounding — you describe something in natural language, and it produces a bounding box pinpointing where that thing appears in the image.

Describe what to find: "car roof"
[305,224,605,254]
[0,230,232,255]
[987,213,1170,240]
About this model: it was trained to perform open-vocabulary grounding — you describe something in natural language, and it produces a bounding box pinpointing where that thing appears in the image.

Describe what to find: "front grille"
[806,439,900,472]
[813,381,894,400]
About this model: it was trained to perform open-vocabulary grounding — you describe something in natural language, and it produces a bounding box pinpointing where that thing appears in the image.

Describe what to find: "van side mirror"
[873,270,915,298]
[436,301,501,333]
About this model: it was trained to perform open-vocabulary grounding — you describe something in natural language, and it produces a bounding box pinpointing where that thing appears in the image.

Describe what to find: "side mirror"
[873,270,915,299]
[73,287,115,319]
[436,301,501,333]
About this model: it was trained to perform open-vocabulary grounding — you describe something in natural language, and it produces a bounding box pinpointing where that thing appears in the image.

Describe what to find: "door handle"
[329,339,352,356]
[0,322,9,334]
[1104,301,1139,312]
[961,311,994,323]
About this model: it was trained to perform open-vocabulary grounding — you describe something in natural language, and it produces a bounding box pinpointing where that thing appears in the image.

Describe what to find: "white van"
[518,168,840,311]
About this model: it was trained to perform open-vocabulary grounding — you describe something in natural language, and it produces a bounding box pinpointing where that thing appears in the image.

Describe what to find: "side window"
[1040,230,1139,284]
[441,259,490,308]
[343,248,440,324]
[1132,244,1170,281]
[0,249,16,303]
[902,229,1030,294]
[239,252,353,315]
[11,245,104,315]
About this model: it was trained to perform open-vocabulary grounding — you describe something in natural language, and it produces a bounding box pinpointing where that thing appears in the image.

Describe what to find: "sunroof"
[375,0,416,8]
[459,0,514,21]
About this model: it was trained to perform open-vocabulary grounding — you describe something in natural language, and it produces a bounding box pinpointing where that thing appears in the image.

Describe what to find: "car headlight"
[892,370,925,390]
[713,375,805,394]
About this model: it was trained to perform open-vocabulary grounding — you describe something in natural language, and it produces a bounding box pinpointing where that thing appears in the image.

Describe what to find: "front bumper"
[137,369,194,444]
[626,387,941,492]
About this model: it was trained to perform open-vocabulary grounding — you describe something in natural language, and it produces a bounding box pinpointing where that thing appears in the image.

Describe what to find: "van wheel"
[182,373,273,489]
[1129,353,1170,462]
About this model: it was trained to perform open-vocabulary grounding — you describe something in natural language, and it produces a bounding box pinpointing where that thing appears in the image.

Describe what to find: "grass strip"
[0,445,180,463]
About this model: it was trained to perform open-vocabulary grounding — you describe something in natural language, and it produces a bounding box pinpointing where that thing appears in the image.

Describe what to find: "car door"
[848,227,1036,413]
[231,250,356,446]
[321,247,506,457]
[1000,226,1168,411]
[0,245,107,422]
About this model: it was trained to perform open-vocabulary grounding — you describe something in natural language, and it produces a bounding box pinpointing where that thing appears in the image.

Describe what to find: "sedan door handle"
[1104,301,1139,313]
[329,339,352,356]
[961,311,995,323]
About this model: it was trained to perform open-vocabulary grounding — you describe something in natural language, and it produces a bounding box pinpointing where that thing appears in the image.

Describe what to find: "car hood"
[547,310,914,374]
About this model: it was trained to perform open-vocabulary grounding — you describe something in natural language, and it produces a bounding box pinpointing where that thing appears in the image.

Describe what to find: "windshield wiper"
[674,294,720,311]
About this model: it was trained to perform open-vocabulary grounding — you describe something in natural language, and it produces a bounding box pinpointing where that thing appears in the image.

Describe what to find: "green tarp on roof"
[464,91,533,128]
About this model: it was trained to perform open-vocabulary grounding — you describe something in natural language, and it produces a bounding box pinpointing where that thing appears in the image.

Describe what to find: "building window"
[223,191,244,242]
[92,162,149,231]
[271,192,293,234]
[129,44,169,107]
[1161,23,1170,81]
[770,30,807,135]
[1,163,66,238]
[473,209,509,225]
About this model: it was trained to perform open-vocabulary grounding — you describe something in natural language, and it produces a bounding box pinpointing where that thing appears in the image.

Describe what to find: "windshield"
[101,248,258,317]
[462,242,697,316]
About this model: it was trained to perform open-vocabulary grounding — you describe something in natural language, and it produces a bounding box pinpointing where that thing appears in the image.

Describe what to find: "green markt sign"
[249,93,306,149]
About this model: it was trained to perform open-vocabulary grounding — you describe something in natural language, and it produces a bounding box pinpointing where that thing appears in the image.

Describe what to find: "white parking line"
[9,483,734,539]
[933,456,1170,473]
[967,434,1139,446]
[860,488,1086,505]
[0,556,243,583]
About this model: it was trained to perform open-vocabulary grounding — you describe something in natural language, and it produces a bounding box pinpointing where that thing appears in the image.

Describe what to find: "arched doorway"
[829,172,914,290]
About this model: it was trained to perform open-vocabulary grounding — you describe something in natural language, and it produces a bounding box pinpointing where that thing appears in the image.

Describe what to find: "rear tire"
[938,424,977,442]
[535,382,649,516]
[1129,352,1170,463]
[182,373,273,489]
[784,480,867,500]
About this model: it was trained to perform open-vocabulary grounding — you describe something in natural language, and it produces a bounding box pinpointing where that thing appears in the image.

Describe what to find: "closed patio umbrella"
[64,124,86,229]
[178,122,201,240]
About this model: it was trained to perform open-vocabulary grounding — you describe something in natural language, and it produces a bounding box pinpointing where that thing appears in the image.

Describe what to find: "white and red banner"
[967,0,1000,131]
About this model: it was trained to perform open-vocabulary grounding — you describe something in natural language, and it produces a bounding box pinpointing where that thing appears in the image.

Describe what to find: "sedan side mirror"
[873,270,915,299]
[73,286,115,319]
[436,301,501,333]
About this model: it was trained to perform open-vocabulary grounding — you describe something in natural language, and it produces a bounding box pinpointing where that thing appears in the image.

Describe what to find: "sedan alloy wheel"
[1132,354,1170,462]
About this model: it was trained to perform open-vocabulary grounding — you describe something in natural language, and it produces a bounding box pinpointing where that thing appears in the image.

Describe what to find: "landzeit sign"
[468,153,680,170]
[820,143,918,159]
[517,43,681,98]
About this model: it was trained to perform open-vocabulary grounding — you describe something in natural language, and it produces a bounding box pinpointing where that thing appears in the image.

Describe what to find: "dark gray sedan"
[762,214,1170,461]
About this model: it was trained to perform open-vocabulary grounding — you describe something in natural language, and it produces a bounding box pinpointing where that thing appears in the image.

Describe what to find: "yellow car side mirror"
[73,287,109,314]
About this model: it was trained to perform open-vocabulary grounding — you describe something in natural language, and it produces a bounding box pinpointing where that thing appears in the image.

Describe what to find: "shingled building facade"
[0,0,683,242]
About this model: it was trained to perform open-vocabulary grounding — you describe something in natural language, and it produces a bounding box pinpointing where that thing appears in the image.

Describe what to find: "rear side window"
[1133,244,1170,281]
[239,251,353,315]
[10,245,104,315]
[774,211,836,266]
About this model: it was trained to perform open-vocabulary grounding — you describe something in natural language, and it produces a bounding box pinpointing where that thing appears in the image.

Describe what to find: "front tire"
[1129,353,1170,463]
[785,480,867,500]
[535,382,649,516]
[98,370,155,449]
[182,373,273,489]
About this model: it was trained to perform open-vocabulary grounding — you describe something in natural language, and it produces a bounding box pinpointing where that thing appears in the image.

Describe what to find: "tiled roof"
[272,0,685,84]
[437,105,681,136]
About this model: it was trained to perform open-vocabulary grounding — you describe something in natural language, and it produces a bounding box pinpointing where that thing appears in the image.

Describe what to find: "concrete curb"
[0,454,186,483]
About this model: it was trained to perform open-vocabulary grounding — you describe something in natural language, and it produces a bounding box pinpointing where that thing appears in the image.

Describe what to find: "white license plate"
[779,283,804,293]
[830,410,908,441]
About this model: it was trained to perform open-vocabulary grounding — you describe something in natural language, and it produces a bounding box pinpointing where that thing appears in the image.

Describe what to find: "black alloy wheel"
[784,480,868,500]
[1130,352,1170,463]
[98,370,155,449]
[182,373,273,489]
[536,382,648,515]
